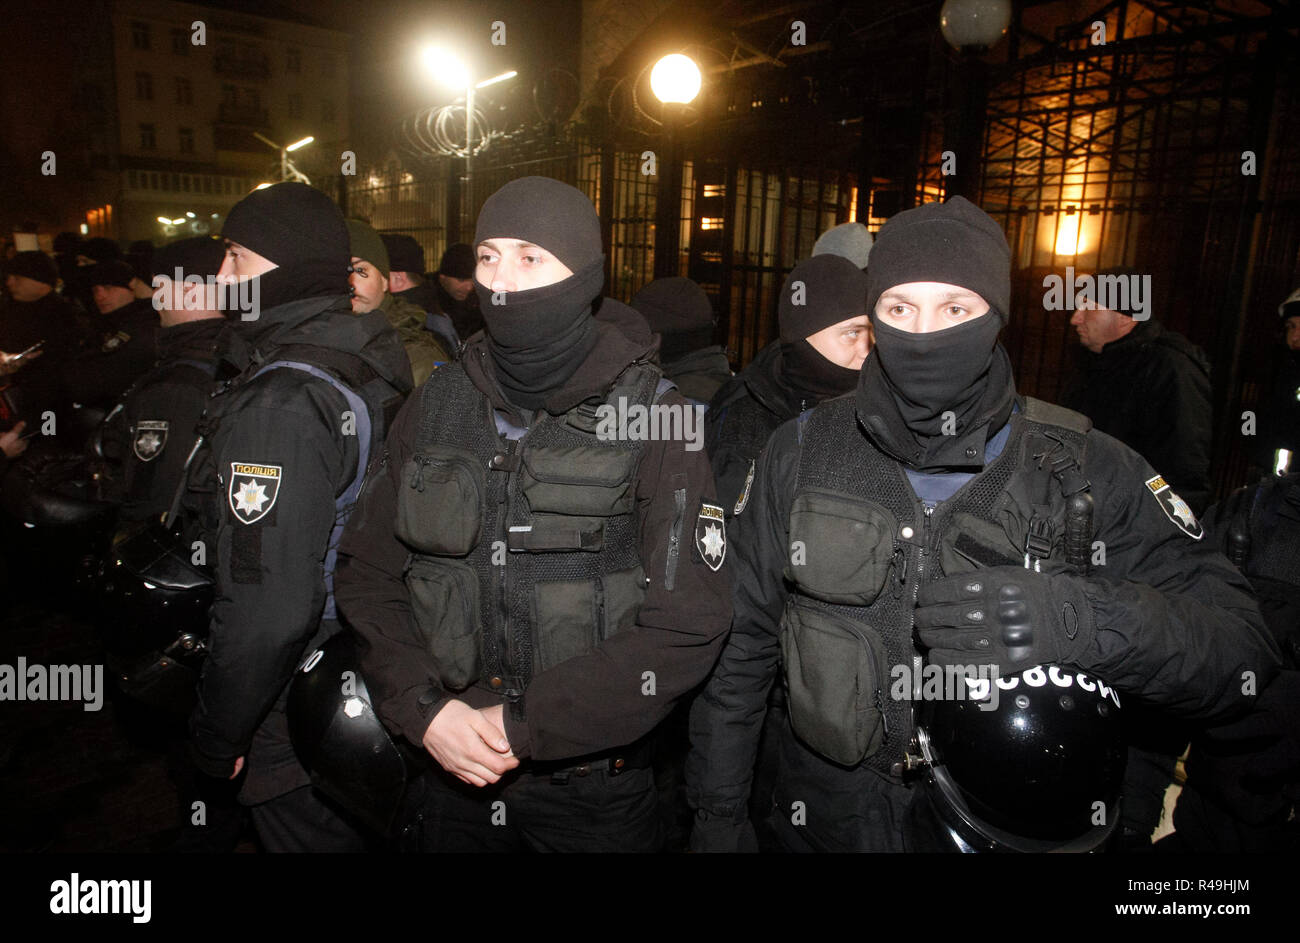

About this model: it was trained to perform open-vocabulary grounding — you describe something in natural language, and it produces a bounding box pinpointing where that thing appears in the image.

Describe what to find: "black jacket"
[662,345,732,406]
[65,298,162,411]
[1255,349,1300,469]
[335,300,732,763]
[687,385,1280,844]
[185,294,413,798]
[1062,320,1212,512]
[705,340,807,516]
[0,290,80,360]
[101,316,232,524]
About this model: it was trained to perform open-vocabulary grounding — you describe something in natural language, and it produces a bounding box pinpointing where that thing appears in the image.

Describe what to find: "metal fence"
[341,5,1296,497]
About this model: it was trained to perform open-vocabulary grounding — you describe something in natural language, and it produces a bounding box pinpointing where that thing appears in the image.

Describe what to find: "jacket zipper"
[595,575,606,643]
[904,503,935,745]
[665,487,686,591]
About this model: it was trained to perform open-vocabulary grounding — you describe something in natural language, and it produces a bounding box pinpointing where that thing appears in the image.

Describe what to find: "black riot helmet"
[917,664,1126,853]
[287,632,407,838]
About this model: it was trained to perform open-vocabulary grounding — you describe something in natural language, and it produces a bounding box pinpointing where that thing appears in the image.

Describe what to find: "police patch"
[695,502,726,571]
[131,420,168,462]
[228,463,282,525]
[1144,474,1203,540]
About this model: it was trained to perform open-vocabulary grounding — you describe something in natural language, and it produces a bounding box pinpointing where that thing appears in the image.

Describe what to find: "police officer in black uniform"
[686,197,1281,852]
[100,236,231,526]
[68,260,161,410]
[706,254,873,518]
[334,176,732,852]
[630,276,731,407]
[182,182,412,851]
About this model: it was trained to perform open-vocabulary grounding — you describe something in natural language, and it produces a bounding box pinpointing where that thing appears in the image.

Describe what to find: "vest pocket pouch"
[396,449,483,555]
[779,597,888,767]
[784,491,897,605]
[520,446,638,517]
[531,566,647,674]
[532,578,600,673]
[406,557,481,691]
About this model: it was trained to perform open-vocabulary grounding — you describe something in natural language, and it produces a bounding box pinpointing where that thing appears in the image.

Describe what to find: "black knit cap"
[150,236,225,281]
[5,250,59,287]
[631,277,713,334]
[473,176,603,272]
[439,243,476,280]
[778,254,871,343]
[380,233,425,274]
[866,196,1011,324]
[221,182,348,269]
[87,260,137,289]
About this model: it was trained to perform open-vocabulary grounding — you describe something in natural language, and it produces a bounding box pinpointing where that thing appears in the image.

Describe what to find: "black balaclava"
[473,176,605,410]
[631,276,714,363]
[221,182,350,311]
[777,253,871,403]
[859,196,1015,471]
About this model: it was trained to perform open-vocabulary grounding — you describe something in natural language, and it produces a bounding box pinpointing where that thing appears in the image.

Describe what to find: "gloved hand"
[688,810,759,853]
[914,566,1096,672]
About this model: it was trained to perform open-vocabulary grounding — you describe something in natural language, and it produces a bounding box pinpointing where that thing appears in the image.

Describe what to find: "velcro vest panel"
[785,396,1089,774]
[398,361,662,701]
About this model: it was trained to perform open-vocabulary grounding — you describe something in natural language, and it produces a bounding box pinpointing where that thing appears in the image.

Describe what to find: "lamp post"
[939,0,1011,201]
[420,46,517,239]
[253,133,315,184]
[650,53,702,279]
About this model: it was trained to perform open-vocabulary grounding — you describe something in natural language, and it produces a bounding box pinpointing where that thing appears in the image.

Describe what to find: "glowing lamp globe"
[650,54,702,105]
[940,0,1012,51]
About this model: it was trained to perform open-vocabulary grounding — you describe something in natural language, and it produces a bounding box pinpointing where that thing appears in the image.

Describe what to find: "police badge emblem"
[1144,474,1203,540]
[131,420,169,462]
[695,502,727,571]
[228,462,282,524]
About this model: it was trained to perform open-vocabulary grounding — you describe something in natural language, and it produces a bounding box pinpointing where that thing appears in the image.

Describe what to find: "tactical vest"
[780,396,1091,775]
[396,360,667,708]
[193,342,405,619]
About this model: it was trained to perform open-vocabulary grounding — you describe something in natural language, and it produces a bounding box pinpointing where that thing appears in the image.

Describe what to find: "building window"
[221,84,237,106]
[131,21,150,50]
[287,47,300,73]
[321,99,336,123]
[175,76,192,105]
[135,72,153,100]
[243,87,261,110]
[288,93,302,118]
[139,123,156,150]
[322,54,336,78]
[171,28,188,55]
[179,127,195,153]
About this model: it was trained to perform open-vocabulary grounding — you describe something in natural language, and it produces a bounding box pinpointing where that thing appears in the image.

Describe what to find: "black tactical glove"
[688,809,759,853]
[914,566,1096,672]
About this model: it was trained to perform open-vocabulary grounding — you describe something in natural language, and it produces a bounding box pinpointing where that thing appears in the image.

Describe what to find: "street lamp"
[938,0,1010,202]
[650,53,701,278]
[253,132,315,184]
[940,0,1012,51]
[419,45,517,238]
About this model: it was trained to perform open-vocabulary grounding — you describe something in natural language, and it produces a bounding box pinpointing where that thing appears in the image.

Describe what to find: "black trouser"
[248,785,370,853]
[396,762,663,853]
[767,720,922,853]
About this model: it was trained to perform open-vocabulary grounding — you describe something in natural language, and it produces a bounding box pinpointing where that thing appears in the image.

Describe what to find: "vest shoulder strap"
[1022,396,1092,435]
